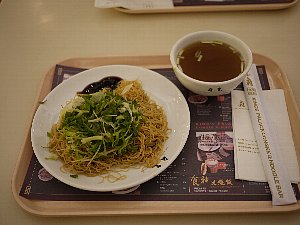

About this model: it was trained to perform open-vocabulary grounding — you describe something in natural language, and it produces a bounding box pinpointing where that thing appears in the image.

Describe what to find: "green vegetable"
[45,154,59,160]
[53,90,144,162]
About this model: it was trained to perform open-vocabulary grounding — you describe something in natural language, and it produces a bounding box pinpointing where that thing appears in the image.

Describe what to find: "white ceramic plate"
[31,65,190,192]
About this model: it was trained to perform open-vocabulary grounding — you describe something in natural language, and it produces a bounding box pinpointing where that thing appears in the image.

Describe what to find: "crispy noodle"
[48,80,169,178]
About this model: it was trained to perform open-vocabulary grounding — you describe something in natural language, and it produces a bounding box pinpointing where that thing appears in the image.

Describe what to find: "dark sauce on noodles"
[79,76,122,94]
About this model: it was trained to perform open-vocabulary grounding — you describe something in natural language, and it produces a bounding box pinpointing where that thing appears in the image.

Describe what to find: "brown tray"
[115,0,298,14]
[12,54,300,216]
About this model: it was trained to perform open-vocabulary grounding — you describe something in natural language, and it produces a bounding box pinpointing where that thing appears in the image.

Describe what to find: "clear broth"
[176,41,244,82]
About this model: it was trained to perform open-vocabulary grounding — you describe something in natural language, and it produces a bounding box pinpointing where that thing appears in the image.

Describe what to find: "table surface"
[1,0,300,224]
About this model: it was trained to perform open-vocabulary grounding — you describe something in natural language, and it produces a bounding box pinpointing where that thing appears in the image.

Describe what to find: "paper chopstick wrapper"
[242,66,297,205]
[232,89,300,183]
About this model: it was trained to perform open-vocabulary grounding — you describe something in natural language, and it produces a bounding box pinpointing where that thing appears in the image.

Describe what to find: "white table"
[1,0,300,224]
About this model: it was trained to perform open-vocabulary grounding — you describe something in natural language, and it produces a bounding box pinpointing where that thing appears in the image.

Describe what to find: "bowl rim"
[170,30,253,86]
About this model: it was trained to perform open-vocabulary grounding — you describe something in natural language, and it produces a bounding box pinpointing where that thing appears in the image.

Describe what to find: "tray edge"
[114,1,298,14]
[11,54,300,216]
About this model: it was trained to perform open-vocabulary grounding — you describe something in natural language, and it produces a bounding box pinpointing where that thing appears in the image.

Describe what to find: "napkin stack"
[232,83,300,184]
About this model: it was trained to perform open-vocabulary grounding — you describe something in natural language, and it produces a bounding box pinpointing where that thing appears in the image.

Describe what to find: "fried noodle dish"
[48,80,169,178]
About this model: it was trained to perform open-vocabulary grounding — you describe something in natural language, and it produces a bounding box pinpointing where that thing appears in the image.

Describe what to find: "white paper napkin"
[95,0,174,10]
[232,89,300,183]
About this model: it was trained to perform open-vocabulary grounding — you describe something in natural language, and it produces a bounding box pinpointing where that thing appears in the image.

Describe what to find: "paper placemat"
[19,64,300,201]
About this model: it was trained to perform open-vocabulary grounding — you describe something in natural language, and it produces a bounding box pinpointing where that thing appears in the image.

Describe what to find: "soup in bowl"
[170,31,253,96]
